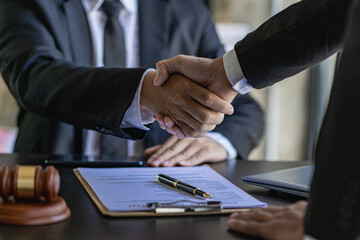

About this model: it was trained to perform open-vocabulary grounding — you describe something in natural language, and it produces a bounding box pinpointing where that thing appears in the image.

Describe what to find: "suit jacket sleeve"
[0,0,148,140]
[234,0,352,89]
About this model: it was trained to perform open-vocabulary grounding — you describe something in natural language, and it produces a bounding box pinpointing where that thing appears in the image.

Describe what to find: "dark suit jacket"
[0,0,263,159]
[0,0,148,154]
[234,0,360,238]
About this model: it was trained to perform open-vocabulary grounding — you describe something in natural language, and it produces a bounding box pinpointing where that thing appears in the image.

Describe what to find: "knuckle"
[177,78,191,89]
[172,93,186,107]
[177,54,185,61]
[167,108,176,118]
[202,93,214,107]
[184,128,198,138]
[203,145,211,152]
[193,152,202,160]
[198,111,211,123]
[156,156,164,162]
[174,55,184,66]
[156,61,164,68]
[192,121,212,133]
[181,149,190,157]
[151,153,159,158]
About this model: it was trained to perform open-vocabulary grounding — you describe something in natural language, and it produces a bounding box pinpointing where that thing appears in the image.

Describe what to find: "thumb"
[154,55,184,86]
[154,62,170,86]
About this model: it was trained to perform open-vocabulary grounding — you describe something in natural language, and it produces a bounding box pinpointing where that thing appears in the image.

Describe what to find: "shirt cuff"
[206,132,237,159]
[120,69,155,130]
[223,49,254,94]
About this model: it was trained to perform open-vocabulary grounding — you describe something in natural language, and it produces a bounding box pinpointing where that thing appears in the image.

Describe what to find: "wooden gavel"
[0,165,60,203]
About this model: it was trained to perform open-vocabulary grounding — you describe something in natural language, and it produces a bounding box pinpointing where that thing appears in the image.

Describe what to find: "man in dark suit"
[0,0,263,165]
[152,0,360,239]
[80,0,263,165]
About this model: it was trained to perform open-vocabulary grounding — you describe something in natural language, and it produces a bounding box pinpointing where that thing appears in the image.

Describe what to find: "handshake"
[140,55,238,139]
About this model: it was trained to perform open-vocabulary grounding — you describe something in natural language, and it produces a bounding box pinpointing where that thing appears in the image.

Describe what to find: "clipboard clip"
[147,200,222,214]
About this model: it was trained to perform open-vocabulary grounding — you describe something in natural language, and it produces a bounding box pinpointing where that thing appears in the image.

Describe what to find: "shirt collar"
[83,0,137,14]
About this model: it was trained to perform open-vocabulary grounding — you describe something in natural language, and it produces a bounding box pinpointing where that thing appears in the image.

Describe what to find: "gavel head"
[0,165,60,203]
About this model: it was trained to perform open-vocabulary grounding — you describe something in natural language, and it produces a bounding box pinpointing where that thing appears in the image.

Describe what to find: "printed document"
[77,166,266,212]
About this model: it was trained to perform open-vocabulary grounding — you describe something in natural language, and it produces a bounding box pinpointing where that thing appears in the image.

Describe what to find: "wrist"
[210,57,238,102]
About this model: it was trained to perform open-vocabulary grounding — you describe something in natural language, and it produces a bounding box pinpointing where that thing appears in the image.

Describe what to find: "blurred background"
[0,0,337,161]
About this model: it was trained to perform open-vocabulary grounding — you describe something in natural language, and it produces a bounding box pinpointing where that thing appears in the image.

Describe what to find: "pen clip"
[147,200,222,214]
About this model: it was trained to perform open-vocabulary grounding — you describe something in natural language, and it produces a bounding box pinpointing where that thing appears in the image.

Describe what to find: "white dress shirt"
[82,0,237,159]
[223,49,254,94]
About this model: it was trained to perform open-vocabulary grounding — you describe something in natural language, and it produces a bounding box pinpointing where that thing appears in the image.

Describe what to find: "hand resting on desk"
[227,200,307,240]
[145,135,227,167]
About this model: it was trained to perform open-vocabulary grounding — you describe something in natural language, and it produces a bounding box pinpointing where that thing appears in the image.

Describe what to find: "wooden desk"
[0,154,309,240]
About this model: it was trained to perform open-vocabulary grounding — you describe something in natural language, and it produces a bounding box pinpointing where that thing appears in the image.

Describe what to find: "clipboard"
[73,167,264,217]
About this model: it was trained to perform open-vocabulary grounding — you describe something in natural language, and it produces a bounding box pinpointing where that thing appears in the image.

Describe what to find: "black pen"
[157,174,212,198]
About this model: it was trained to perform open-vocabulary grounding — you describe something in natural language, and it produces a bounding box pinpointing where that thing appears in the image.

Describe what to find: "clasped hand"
[151,55,238,138]
[140,70,234,138]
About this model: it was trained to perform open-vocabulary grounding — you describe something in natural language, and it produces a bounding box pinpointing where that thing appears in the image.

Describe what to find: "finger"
[227,219,264,236]
[232,206,283,215]
[160,116,185,138]
[188,84,234,115]
[155,55,214,87]
[154,55,194,86]
[293,200,308,209]
[161,143,201,167]
[172,83,226,125]
[154,115,166,130]
[155,140,191,167]
[176,121,209,138]
[184,99,225,126]
[178,149,209,166]
[147,136,179,167]
[181,111,218,133]
[163,116,175,129]
[229,209,273,222]
[149,135,178,158]
[160,102,215,138]
[260,206,286,213]
[165,93,219,132]
[154,56,183,86]
[169,126,185,139]
[167,106,217,135]
[154,65,170,86]
[144,145,161,157]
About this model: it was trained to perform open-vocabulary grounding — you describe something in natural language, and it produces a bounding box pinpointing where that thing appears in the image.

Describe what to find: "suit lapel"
[138,0,170,68]
[63,0,93,67]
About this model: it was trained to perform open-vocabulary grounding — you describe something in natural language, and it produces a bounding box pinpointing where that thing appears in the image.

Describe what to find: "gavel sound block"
[0,165,70,225]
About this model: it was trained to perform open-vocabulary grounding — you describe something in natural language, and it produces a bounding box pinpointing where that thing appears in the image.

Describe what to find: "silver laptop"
[242,165,314,197]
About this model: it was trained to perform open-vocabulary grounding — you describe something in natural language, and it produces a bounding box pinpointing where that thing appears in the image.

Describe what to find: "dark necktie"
[102,0,126,67]
[100,0,128,156]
